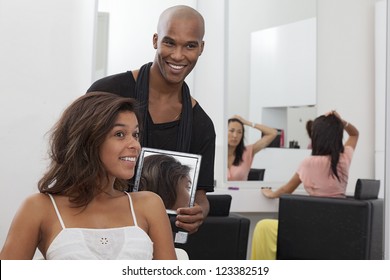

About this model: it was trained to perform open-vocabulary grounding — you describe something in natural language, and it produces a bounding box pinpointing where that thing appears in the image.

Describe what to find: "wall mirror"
[133,148,201,215]
[225,0,317,182]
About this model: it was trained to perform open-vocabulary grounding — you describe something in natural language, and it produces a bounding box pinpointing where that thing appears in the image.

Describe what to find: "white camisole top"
[46,192,153,260]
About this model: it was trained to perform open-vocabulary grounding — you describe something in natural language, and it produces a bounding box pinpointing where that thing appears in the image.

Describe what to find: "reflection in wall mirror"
[249,17,317,148]
[133,148,201,215]
[226,0,317,182]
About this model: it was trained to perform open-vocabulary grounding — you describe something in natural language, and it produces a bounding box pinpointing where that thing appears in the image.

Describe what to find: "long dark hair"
[228,118,246,166]
[311,114,344,181]
[38,92,140,207]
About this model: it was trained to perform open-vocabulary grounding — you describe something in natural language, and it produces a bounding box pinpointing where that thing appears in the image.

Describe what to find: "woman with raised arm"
[227,115,278,181]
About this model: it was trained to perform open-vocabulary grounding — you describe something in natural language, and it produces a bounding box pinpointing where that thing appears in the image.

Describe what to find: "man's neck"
[149,63,183,98]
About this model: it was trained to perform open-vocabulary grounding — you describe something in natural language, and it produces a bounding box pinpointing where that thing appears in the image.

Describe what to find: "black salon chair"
[171,194,250,260]
[247,168,265,181]
[276,179,383,260]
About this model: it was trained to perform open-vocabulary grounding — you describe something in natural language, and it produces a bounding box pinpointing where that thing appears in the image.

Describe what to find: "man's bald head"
[157,5,205,39]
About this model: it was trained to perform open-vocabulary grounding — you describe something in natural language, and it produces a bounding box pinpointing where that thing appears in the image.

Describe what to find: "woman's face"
[172,175,192,210]
[228,121,243,148]
[99,111,141,180]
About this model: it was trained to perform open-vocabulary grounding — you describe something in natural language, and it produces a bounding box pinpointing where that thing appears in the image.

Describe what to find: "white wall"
[317,0,377,192]
[250,18,317,108]
[0,0,96,250]
[375,0,387,198]
[98,0,195,75]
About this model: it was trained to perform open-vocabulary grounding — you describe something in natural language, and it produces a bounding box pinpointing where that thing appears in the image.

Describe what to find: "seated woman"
[251,111,359,260]
[138,154,193,212]
[227,115,278,181]
[0,92,176,260]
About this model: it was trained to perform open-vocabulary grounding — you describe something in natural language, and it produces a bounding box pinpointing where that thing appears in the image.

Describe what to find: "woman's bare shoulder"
[130,191,166,212]
[21,193,52,211]
[130,191,162,203]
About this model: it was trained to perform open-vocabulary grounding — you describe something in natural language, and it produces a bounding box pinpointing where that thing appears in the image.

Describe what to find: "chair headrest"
[207,194,232,216]
[354,179,380,200]
[247,168,265,181]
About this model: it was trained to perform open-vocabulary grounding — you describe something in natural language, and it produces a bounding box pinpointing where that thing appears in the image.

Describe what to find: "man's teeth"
[120,157,136,162]
[169,63,184,70]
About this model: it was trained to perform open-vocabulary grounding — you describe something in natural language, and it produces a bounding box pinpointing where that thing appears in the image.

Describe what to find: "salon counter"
[209,182,289,213]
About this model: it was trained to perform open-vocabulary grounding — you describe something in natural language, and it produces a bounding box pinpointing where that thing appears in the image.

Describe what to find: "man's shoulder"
[192,103,215,136]
[193,103,214,124]
[86,71,136,96]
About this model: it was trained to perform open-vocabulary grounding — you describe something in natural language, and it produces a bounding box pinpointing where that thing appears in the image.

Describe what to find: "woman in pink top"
[262,111,359,198]
[251,111,359,260]
[227,115,278,181]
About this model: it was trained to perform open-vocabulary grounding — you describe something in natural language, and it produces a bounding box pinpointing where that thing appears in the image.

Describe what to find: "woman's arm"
[143,192,177,260]
[261,173,302,199]
[0,194,43,259]
[329,111,359,150]
[341,120,359,150]
[232,115,278,155]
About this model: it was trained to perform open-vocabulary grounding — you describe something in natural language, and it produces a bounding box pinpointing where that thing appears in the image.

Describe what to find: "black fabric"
[87,65,215,191]
[87,71,136,97]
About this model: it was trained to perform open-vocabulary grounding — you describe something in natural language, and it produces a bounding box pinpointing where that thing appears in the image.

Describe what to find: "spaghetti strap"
[48,194,66,229]
[125,192,138,227]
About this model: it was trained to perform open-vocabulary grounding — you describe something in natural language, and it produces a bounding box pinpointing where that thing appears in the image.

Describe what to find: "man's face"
[153,16,204,85]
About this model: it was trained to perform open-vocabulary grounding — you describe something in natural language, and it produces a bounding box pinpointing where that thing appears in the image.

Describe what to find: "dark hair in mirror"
[228,118,246,166]
[306,119,313,139]
[139,154,191,209]
[311,114,344,181]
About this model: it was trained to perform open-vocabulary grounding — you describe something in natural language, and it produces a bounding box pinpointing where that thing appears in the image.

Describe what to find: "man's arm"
[86,72,135,98]
[194,189,210,217]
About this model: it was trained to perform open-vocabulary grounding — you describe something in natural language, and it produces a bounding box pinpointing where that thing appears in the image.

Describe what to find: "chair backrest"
[247,168,265,181]
[207,194,232,216]
[172,194,250,259]
[354,179,380,199]
[276,194,383,260]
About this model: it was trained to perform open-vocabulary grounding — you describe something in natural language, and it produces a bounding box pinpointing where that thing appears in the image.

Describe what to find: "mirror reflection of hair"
[139,154,192,210]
